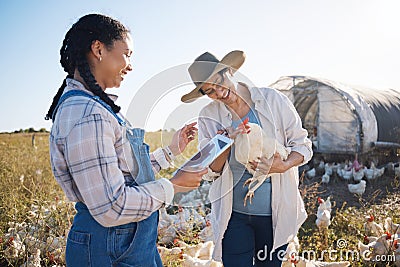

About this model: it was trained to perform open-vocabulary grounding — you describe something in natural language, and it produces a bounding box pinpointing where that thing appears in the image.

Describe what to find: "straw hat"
[181,50,245,103]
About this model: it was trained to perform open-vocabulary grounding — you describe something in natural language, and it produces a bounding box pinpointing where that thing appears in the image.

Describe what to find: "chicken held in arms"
[234,117,290,206]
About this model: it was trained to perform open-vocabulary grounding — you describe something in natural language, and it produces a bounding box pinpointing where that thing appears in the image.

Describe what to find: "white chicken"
[282,236,300,265]
[234,120,290,205]
[364,215,384,236]
[176,240,214,260]
[306,168,316,179]
[158,207,177,245]
[182,254,223,267]
[324,163,334,176]
[157,246,183,264]
[384,217,400,234]
[352,168,364,182]
[316,197,331,230]
[174,207,194,232]
[318,196,332,213]
[364,162,385,180]
[341,169,353,180]
[359,233,392,260]
[3,236,25,259]
[321,173,330,184]
[348,180,366,195]
[199,220,213,242]
[19,249,41,267]
[316,160,326,176]
[363,235,378,243]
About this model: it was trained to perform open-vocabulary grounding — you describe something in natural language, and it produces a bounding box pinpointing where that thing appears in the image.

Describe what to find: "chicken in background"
[385,217,400,235]
[175,240,214,260]
[364,215,384,237]
[348,180,366,195]
[318,196,332,213]
[324,163,334,176]
[321,173,330,184]
[199,220,213,242]
[234,118,290,205]
[306,168,316,179]
[158,207,177,245]
[352,167,364,182]
[182,254,223,267]
[157,246,183,264]
[315,160,326,176]
[363,161,385,180]
[4,236,25,260]
[321,163,334,184]
[338,168,353,180]
[19,248,41,267]
[316,197,332,230]
[282,236,300,266]
[358,232,393,262]
[363,235,378,243]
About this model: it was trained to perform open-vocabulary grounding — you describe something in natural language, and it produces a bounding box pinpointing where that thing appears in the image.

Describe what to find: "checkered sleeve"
[64,113,173,227]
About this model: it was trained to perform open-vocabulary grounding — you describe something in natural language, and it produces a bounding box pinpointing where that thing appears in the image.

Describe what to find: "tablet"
[179,134,234,172]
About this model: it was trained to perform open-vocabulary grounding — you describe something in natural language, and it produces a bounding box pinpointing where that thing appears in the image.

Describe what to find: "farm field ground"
[0,132,399,266]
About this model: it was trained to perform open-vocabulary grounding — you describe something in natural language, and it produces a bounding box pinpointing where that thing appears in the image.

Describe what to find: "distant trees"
[11,128,48,134]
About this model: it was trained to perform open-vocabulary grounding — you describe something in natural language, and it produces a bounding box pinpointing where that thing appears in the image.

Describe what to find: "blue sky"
[0,0,399,132]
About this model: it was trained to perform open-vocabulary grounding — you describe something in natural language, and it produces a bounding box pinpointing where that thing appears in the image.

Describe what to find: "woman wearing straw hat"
[182,51,313,266]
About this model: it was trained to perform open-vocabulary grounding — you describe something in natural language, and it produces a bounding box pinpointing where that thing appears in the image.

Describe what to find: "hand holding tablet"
[179,134,234,172]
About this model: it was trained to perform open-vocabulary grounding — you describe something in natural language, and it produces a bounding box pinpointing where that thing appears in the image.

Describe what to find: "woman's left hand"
[168,122,198,156]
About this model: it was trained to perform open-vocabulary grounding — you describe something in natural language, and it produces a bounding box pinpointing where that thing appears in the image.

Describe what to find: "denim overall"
[54,90,163,267]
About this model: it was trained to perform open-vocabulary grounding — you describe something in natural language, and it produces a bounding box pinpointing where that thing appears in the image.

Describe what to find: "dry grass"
[0,133,399,266]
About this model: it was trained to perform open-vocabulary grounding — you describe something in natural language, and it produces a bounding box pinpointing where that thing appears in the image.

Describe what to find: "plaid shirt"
[49,79,174,227]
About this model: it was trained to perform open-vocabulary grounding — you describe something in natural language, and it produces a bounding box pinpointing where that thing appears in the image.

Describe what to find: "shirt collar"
[65,78,119,101]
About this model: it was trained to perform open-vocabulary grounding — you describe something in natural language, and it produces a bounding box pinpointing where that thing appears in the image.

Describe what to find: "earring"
[99,56,102,62]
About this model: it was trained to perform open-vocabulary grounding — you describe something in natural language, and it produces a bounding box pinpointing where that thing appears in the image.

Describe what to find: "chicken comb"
[385,231,392,239]
[317,197,323,204]
[237,117,250,133]
[393,239,398,249]
[242,117,249,125]
[289,254,299,264]
[368,215,375,222]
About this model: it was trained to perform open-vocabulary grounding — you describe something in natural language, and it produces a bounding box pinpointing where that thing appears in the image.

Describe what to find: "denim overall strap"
[125,128,156,185]
[52,90,126,126]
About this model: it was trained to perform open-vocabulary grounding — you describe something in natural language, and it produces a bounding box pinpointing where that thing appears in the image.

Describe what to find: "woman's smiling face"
[200,69,237,104]
[94,33,134,90]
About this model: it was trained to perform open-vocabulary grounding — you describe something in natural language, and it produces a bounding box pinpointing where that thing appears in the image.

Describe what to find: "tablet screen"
[180,135,233,172]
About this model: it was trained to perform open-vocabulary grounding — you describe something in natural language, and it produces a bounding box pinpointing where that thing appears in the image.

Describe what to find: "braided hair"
[45,14,130,120]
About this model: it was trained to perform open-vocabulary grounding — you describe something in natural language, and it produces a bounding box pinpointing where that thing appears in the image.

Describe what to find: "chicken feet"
[243,174,269,206]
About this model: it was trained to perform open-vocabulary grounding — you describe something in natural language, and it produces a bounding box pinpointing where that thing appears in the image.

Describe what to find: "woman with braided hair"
[46,14,206,266]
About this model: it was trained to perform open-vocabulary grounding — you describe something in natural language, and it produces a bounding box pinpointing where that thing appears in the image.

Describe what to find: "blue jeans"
[222,212,287,267]
[66,203,162,267]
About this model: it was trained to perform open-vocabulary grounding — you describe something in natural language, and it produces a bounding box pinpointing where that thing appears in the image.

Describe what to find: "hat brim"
[181,50,245,103]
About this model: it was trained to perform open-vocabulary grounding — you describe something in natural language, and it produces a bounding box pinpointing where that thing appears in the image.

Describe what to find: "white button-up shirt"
[197,85,313,261]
